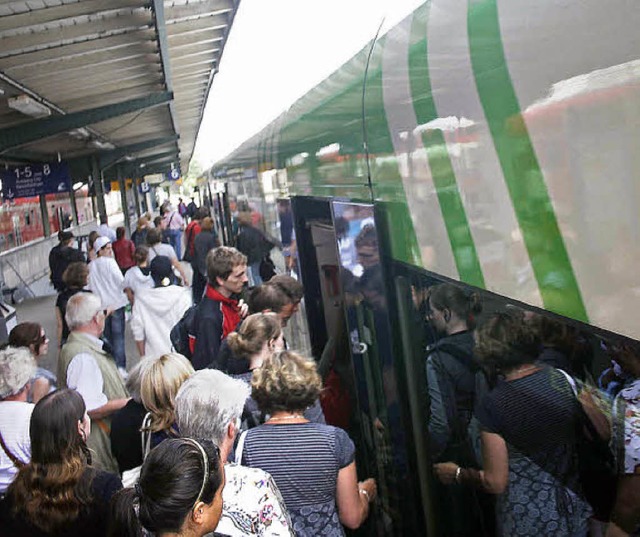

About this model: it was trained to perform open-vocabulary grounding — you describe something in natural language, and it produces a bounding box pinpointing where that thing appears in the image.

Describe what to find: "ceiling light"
[68,127,91,140]
[73,181,84,190]
[90,139,115,150]
[8,95,51,118]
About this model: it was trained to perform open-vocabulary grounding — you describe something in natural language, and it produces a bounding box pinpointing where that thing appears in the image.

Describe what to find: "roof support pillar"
[92,156,107,225]
[117,166,131,237]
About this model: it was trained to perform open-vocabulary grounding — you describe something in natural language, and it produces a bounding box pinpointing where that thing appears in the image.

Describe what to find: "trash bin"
[0,299,17,344]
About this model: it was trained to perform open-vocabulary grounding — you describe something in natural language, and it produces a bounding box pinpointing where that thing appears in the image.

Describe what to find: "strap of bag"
[234,430,248,464]
[557,368,579,396]
[0,429,25,469]
[141,413,152,460]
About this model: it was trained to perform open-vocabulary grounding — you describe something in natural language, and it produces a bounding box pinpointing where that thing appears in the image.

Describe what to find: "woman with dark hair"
[0,389,122,536]
[238,350,376,535]
[108,437,225,537]
[55,261,90,346]
[8,322,56,403]
[434,313,595,536]
[87,230,100,262]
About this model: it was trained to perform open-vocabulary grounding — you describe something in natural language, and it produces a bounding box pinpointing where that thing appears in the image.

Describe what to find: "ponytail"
[108,487,143,537]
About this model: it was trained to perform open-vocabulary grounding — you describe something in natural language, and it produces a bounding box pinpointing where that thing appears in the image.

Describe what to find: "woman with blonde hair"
[237,350,376,535]
[140,353,194,448]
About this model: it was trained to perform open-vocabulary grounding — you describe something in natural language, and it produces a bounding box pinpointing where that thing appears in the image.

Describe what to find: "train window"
[388,263,633,536]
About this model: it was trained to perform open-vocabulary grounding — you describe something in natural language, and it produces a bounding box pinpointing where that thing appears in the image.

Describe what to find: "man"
[0,347,36,494]
[175,370,293,536]
[59,292,130,473]
[49,230,85,291]
[178,197,188,219]
[191,246,248,370]
[267,274,303,327]
[98,215,117,242]
[187,196,198,220]
[88,236,129,375]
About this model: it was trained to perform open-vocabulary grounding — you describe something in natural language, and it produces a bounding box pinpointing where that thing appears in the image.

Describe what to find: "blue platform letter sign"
[166,167,181,182]
[1,162,71,201]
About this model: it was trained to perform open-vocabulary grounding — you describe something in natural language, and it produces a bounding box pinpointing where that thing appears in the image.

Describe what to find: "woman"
[88,236,129,374]
[0,389,122,536]
[146,227,189,286]
[131,216,150,247]
[140,353,194,448]
[192,216,219,303]
[87,230,100,262]
[122,245,154,306]
[434,312,593,536]
[238,350,377,535]
[55,261,90,346]
[226,313,284,428]
[130,255,192,358]
[8,322,56,403]
[108,438,224,537]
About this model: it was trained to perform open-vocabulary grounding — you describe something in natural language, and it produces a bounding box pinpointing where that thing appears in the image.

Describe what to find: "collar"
[205,284,238,306]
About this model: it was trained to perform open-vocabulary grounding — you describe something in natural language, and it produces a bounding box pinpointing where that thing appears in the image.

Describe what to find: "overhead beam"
[166,13,228,36]
[165,0,234,22]
[167,26,225,46]
[0,0,150,33]
[98,134,179,168]
[29,71,163,97]
[0,91,173,153]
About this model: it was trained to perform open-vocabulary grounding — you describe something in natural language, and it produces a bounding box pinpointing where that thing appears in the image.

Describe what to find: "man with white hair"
[59,292,129,474]
[175,370,293,536]
[0,347,36,494]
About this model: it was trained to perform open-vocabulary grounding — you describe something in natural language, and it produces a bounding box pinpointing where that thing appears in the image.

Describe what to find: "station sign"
[166,167,181,181]
[139,181,150,194]
[1,162,71,200]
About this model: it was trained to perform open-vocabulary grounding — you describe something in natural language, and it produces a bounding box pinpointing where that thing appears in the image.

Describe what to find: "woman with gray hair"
[175,369,294,536]
[0,347,36,494]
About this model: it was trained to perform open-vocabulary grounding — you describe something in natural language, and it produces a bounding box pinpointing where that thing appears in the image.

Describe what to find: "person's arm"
[335,462,377,529]
[89,398,130,420]
[434,431,509,494]
[31,377,51,404]
[129,301,145,356]
[425,356,453,459]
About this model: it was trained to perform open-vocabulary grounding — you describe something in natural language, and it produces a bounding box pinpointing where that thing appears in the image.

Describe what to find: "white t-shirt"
[0,401,34,493]
[147,243,177,262]
[88,256,128,310]
[66,333,109,412]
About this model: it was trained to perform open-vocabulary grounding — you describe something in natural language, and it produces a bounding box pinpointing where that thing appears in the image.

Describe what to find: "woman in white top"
[123,245,154,306]
[88,236,129,374]
[146,228,189,286]
[0,347,36,494]
[130,255,192,359]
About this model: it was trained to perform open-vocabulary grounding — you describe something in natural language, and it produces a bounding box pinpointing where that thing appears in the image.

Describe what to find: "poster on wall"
[1,162,71,201]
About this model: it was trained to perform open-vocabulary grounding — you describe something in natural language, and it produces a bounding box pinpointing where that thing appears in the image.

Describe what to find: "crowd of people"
[0,200,377,536]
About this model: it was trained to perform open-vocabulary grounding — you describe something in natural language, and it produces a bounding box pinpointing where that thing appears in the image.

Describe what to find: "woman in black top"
[0,389,122,536]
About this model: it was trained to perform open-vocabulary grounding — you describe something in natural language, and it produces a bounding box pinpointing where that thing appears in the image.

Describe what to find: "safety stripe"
[467,0,588,321]
[408,5,485,289]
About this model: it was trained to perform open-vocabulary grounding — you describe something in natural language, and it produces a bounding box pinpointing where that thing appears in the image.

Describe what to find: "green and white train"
[209,1,639,534]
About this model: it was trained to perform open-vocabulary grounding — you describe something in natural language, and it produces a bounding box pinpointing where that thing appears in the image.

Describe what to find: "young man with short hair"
[191,246,248,370]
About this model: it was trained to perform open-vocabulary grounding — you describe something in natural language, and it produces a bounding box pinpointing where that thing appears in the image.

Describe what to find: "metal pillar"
[39,194,51,237]
[91,156,107,224]
[132,177,141,219]
[69,185,79,227]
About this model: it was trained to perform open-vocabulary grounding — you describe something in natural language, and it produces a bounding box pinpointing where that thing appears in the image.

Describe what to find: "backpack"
[170,304,198,359]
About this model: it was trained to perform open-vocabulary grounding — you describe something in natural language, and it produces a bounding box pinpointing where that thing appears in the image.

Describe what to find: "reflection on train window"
[395,269,633,536]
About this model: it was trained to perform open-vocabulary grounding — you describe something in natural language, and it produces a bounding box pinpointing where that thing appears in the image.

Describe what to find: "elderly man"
[175,370,293,536]
[59,292,129,473]
[191,246,248,370]
[0,347,36,494]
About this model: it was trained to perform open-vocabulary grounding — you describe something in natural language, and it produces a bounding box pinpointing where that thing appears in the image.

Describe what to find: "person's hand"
[358,478,377,502]
[433,462,460,485]
[238,299,249,318]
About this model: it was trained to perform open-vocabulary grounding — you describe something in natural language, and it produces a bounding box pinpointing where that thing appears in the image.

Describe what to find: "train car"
[209,1,640,534]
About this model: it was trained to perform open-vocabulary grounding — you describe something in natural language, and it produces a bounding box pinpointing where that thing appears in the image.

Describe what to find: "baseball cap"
[94,236,111,252]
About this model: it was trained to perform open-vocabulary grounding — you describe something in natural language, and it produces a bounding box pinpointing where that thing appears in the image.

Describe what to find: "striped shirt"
[240,422,354,536]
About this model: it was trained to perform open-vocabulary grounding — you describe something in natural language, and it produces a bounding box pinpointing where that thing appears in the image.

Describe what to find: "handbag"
[558,369,617,521]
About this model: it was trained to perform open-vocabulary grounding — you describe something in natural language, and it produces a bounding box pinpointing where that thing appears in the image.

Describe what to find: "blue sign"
[166,167,181,181]
[139,181,150,194]
[1,162,71,200]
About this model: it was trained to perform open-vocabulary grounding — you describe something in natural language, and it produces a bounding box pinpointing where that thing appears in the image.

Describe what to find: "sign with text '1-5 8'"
[1,162,71,200]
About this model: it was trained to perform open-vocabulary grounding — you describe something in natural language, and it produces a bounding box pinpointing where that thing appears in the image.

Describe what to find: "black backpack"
[170,304,198,359]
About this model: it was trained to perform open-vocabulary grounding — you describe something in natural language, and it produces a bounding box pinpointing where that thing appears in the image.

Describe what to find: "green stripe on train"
[408,5,485,289]
[467,0,588,321]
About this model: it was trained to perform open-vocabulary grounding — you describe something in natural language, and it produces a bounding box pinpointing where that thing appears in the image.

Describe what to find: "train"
[206,1,639,534]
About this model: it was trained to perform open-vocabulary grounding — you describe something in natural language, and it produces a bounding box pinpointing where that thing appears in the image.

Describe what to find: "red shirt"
[112,238,136,270]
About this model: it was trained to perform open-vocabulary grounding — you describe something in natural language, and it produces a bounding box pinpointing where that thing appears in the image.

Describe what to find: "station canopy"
[0,0,239,180]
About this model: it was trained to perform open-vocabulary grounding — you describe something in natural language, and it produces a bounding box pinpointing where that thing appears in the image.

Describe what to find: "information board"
[1,162,71,200]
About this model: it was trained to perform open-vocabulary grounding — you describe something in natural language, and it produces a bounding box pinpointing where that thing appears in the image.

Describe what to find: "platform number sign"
[167,167,181,181]
[1,162,71,200]
[139,181,150,194]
